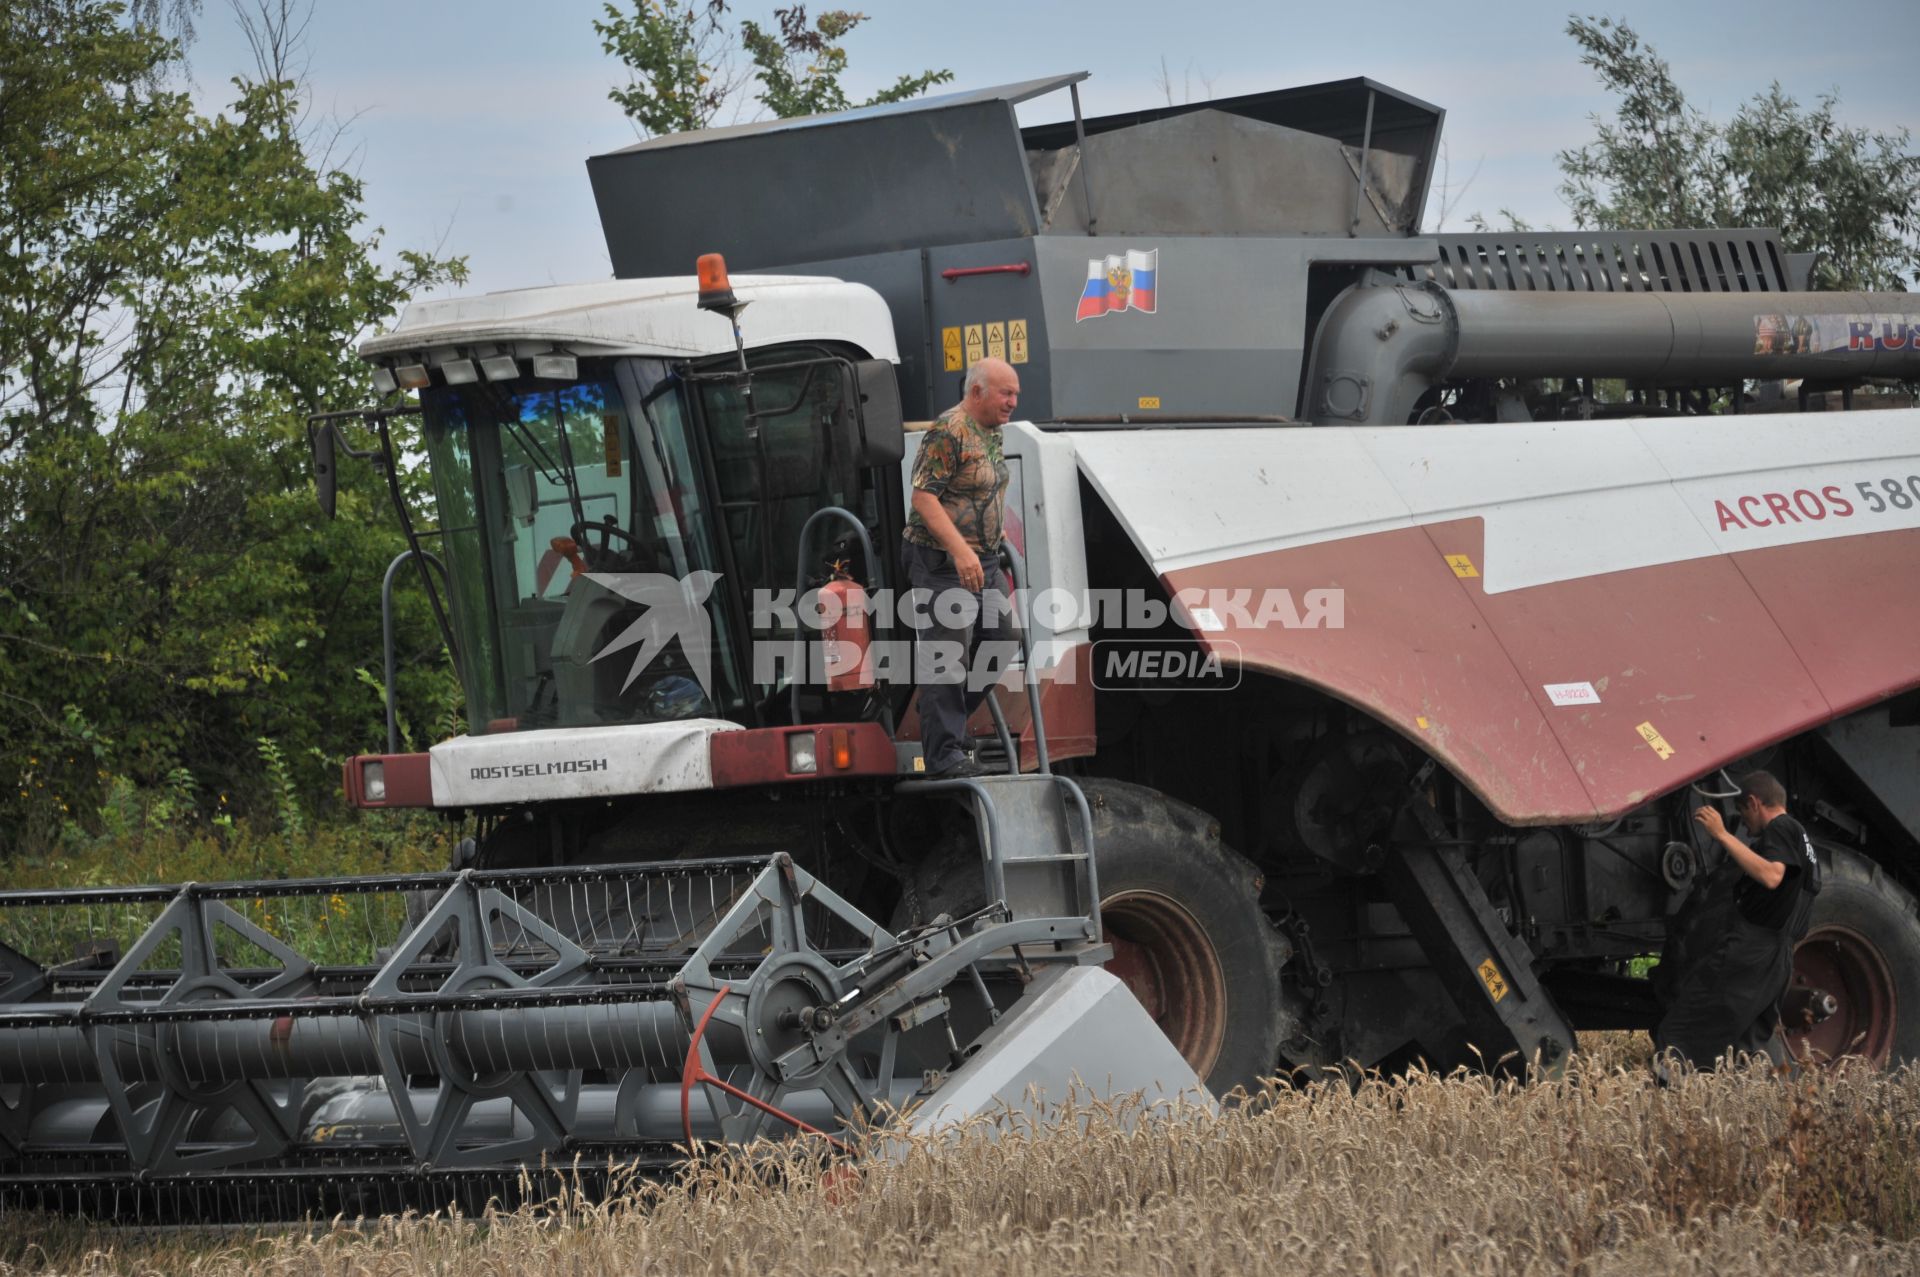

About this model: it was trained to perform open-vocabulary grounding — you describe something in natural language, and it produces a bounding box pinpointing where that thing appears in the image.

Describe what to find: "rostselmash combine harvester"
[4,72,1920,1222]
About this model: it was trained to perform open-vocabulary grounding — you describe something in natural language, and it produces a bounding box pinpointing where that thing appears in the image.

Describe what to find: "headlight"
[786,734,818,774]
[362,760,387,802]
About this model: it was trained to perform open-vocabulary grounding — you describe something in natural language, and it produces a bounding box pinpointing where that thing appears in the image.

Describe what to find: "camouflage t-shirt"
[904,406,1008,554]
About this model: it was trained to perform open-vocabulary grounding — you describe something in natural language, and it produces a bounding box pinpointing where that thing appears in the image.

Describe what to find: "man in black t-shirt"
[1654,770,1821,1071]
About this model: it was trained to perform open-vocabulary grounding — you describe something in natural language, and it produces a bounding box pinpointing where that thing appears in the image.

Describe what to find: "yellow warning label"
[940,326,963,372]
[1009,317,1029,364]
[1138,396,1162,410]
[1636,721,1677,761]
[963,323,984,366]
[1445,554,1479,578]
[1416,716,1430,730]
[986,320,1006,361]
[603,412,623,477]
[1477,957,1510,1003]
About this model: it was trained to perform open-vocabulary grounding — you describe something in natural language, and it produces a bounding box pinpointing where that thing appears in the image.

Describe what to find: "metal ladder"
[786,516,1096,935]
[896,772,1100,934]
[896,538,1100,937]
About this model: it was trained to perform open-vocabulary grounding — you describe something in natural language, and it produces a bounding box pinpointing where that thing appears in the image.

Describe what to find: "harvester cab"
[312,264,909,750]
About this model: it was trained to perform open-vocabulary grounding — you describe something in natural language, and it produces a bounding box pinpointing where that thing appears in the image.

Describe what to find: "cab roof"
[359,275,899,364]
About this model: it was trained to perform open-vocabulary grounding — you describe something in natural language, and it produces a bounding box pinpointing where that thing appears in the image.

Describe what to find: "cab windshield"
[421,362,745,733]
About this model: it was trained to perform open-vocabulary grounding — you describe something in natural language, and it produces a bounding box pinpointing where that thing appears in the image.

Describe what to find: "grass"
[3,1039,1916,1277]
[0,814,456,970]
[1,812,454,894]
[3,830,1914,1273]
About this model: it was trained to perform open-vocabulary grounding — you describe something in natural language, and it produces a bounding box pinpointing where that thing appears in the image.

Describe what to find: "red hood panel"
[1163,526,1597,824]
[1729,533,1920,718]
[1164,523,1920,825]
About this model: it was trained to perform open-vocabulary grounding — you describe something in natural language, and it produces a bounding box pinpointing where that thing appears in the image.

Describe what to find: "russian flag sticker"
[1076,248,1160,322]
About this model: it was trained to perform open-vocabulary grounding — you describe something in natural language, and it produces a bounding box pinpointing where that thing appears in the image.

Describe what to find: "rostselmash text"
[468,759,611,781]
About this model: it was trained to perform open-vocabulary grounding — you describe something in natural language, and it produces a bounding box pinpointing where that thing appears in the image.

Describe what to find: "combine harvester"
[3,73,1919,1220]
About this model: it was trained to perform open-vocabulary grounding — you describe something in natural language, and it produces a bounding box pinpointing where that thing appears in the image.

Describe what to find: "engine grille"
[1403,229,1799,293]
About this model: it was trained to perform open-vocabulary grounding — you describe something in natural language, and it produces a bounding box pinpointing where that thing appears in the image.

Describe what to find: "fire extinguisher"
[818,562,872,692]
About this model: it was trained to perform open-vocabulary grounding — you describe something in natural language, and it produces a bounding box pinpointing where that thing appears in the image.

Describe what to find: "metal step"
[895,773,1099,928]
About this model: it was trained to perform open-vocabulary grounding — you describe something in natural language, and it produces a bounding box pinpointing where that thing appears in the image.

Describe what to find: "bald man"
[901,358,1020,778]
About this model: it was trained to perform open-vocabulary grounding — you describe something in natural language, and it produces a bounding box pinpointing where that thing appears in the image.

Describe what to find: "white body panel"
[1003,421,1092,664]
[361,275,899,363]
[428,720,743,807]
[902,966,1213,1139]
[898,420,1092,671]
[1067,408,1920,594]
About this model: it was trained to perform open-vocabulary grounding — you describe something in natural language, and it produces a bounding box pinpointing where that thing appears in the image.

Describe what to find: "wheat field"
[5,1037,1918,1277]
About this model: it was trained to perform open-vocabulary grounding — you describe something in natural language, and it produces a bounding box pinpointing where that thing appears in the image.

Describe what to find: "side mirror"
[852,359,905,467]
[310,421,338,519]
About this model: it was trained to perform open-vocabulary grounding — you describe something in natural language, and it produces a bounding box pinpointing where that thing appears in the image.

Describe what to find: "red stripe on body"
[1164,527,1595,825]
[1164,523,1920,825]
[1425,517,1827,818]
[709,722,898,788]
[1727,527,1920,716]
[342,752,433,808]
[895,643,1097,771]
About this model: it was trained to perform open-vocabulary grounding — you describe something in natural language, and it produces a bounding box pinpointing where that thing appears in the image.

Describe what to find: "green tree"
[1557,15,1920,290]
[740,7,951,119]
[596,1,951,136]
[594,0,737,137]
[0,0,465,849]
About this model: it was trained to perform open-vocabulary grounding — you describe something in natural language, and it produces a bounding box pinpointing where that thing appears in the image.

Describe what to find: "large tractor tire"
[1079,779,1292,1096]
[1787,844,1920,1066]
[901,778,1289,1095]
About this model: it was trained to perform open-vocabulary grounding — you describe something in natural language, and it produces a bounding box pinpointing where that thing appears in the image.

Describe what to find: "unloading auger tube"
[1304,277,1920,426]
[0,819,1207,1220]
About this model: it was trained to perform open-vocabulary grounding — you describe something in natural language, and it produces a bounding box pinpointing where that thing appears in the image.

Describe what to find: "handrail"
[895,772,1099,938]
[997,540,1050,775]
[788,506,888,734]
[939,262,1031,281]
[382,549,452,754]
[983,694,1020,775]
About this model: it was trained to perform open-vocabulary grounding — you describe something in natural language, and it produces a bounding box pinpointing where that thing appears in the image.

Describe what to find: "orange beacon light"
[697,253,738,313]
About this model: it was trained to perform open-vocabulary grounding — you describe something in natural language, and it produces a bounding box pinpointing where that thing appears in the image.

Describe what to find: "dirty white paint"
[429,720,743,807]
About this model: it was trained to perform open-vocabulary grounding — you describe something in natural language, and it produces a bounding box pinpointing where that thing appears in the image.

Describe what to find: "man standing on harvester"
[902,357,1021,779]
[1656,770,1823,1070]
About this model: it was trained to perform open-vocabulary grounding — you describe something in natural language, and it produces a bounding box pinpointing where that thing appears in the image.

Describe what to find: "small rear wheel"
[1786,845,1920,1066]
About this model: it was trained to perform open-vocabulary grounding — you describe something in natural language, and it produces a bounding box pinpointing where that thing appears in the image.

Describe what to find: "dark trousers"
[1654,911,1794,1070]
[901,541,1015,772]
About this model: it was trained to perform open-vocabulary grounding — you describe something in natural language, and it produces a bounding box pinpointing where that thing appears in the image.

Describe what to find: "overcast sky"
[183,0,1917,299]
